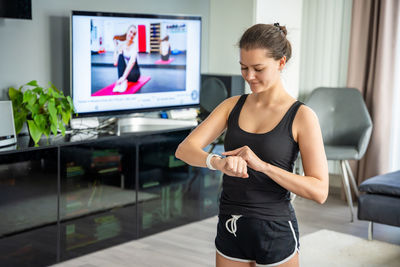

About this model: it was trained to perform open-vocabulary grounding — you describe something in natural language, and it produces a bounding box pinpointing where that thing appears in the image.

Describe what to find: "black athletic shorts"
[215,214,300,266]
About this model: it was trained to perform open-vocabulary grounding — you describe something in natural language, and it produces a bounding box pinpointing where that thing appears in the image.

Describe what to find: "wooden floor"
[52,191,400,267]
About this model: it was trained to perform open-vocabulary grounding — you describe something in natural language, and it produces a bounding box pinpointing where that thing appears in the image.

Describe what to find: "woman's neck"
[253,79,289,107]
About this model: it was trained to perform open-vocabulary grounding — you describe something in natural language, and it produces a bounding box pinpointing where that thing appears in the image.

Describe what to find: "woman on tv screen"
[113,25,141,93]
[159,35,171,61]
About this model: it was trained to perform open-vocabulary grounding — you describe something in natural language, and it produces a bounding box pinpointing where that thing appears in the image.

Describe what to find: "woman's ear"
[279,56,286,71]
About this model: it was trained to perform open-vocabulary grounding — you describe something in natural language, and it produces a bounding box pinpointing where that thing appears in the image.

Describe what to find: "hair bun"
[273,22,287,37]
[279,25,288,36]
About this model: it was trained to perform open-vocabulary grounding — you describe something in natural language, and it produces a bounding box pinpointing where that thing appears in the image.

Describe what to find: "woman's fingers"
[222,147,243,156]
[227,156,238,173]
[237,158,248,178]
[224,156,248,178]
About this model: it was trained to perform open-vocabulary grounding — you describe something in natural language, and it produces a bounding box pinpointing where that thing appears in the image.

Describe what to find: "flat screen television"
[71,10,201,117]
[0,0,32,20]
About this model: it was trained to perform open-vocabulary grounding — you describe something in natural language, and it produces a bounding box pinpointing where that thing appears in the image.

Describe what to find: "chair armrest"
[356,124,373,159]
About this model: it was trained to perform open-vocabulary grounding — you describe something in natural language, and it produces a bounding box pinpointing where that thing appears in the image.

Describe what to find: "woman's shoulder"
[296,104,317,120]
[293,104,320,130]
[215,95,243,116]
[291,104,319,142]
[222,95,243,109]
[225,95,242,104]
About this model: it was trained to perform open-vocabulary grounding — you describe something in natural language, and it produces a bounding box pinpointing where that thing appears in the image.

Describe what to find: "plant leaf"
[66,96,74,110]
[27,120,42,146]
[27,103,40,115]
[48,99,57,123]
[32,87,43,94]
[14,112,27,134]
[61,110,71,125]
[50,121,58,136]
[23,90,37,107]
[58,120,66,136]
[47,87,53,98]
[9,88,24,115]
[49,83,61,93]
[33,114,47,133]
[51,89,61,98]
[44,126,51,138]
[8,87,21,101]
[56,104,63,114]
[26,80,38,87]
[39,93,49,106]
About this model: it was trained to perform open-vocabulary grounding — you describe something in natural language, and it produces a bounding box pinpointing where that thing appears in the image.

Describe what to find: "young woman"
[175,23,328,267]
[159,35,171,61]
[113,25,141,93]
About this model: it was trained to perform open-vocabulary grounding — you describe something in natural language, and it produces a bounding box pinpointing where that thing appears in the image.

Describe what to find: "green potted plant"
[8,80,74,146]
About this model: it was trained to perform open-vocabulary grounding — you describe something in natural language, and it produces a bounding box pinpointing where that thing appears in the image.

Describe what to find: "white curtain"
[390,21,400,171]
[299,0,352,100]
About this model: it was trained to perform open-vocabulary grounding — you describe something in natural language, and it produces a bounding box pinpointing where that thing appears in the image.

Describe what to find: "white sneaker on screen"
[113,84,120,92]
[119,80,128,92]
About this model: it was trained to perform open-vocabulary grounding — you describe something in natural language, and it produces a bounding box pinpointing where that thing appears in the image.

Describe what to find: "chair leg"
[368,221,373,240]
[340,160,355,222]
[344,160,360,197]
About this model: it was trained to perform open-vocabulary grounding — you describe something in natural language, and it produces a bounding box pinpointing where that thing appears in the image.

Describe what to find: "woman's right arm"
[113,40,120,66]
[175,98,231,166]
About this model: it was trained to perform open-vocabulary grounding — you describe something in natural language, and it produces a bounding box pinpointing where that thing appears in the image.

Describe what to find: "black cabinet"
[59,143,136,261]
[0,127,222,266]
[0,149,58,267]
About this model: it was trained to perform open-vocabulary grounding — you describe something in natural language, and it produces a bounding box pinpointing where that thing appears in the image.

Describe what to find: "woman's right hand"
[213,156,249,178]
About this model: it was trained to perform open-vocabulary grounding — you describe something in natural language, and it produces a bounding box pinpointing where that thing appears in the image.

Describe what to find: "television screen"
[0,0,32,20]
[71,11,201,116]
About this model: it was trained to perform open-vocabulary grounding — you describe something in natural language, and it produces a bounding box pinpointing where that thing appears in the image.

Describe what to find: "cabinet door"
[59,138,136,261]
[195,144,225,218]
[0,149,58,267]
[137,129,200,237]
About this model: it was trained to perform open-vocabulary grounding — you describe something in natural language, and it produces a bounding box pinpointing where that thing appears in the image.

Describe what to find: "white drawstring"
[225,215,242,237]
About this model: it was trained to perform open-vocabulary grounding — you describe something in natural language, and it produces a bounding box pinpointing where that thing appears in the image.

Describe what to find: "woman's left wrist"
[261,162,271,174]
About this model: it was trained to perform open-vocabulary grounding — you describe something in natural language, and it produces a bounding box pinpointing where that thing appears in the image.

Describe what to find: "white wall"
[208,0,255,76]
[207,0,303,96]
[254,0,303,98]
[0,0,210,97]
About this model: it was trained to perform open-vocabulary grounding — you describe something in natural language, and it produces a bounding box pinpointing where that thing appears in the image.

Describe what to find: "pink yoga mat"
[92,76,151,96]
[155,58,175,64]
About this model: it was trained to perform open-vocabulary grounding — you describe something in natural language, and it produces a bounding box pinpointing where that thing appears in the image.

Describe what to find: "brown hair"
[239,23,292,63]
[160,35,169,42]
[113,25,137,41]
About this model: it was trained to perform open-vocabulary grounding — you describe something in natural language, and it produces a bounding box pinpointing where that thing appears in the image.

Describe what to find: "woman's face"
[127,26,137,41]
[239,48,283,93]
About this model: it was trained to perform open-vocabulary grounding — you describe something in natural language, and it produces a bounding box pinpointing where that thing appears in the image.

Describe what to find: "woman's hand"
[213,156,249,178]
[222,146,266,173]
[116,77,126,85]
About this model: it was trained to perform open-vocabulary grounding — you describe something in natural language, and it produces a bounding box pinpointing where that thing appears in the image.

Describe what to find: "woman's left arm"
[223,105,329,204]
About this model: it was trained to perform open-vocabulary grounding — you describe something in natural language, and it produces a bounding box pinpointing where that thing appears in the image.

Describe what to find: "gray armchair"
[305,87,373,222]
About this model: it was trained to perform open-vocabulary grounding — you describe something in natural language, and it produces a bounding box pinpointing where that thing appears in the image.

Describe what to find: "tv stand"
[0,127,222,266]
[117,117,198,134]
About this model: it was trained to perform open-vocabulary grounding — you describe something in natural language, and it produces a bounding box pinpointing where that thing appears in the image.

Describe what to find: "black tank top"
[219,94,303,221]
